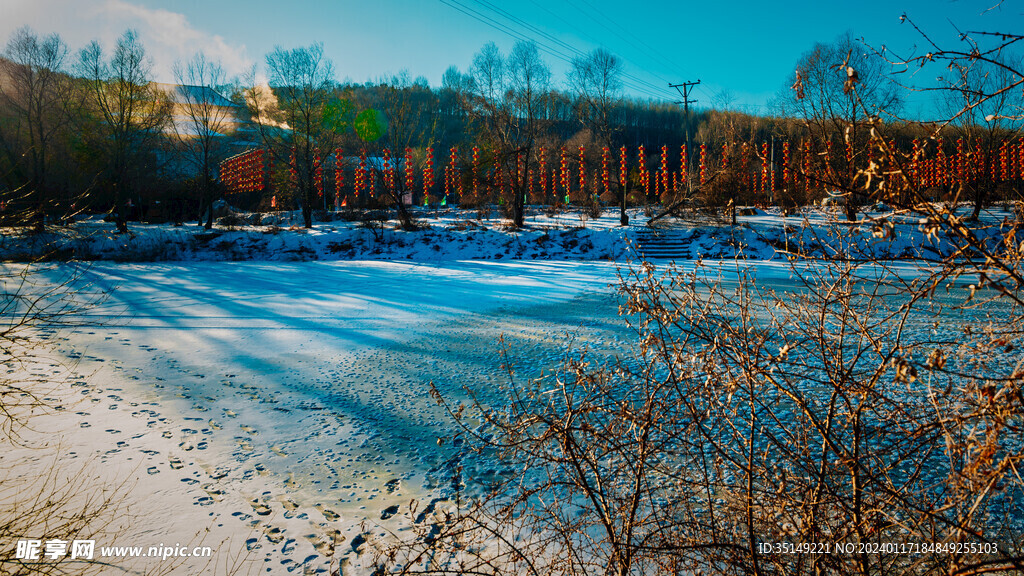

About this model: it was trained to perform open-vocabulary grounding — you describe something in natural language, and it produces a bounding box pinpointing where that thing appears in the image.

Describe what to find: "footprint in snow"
[249,499,272,516]
[264,526,284,544]
[314,503,340,521]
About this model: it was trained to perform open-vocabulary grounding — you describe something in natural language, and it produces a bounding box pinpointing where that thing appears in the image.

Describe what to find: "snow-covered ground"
[9,260,658,574]
[0,204,1016,262]
[3,204,1018,574]
[1,207,633,262]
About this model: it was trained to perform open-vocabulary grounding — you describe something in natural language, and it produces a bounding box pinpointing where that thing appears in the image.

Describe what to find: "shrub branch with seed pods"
[374,16,1024,576]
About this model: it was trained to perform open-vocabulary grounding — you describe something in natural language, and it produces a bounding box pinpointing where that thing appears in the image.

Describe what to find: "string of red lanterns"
[423,147,433,203]
[217,137,1024,211]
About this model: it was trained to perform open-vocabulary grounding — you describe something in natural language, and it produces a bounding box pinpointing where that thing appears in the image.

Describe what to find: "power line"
[480,0,673,100]
[524,0,680,98]
[437,0,676,101]
[464,0,673,99]
[571,0,692,82]
[471,0,586,60]
[438,0,551,56]
[671,79,700,192]
[441,0,630,94]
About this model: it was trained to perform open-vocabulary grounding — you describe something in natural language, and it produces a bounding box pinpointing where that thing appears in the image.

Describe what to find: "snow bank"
[2,204,1016,263]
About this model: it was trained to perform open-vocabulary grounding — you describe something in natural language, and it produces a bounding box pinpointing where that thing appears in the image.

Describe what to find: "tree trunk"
[619,184,628,226]
[203,165,214,229]
[33,183,46,233]
[845,202,857,222]
[197,196,206,227]
[513,186,525,228]
[395,197,416,231]
[116,209,128,234]
[113,178,129,234]
[302,189,313,228]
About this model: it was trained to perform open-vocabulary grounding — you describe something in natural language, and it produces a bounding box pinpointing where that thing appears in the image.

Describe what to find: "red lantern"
[679,144,687,190]
[369,158,376,197]
[423,147,434,199]
[315,148,323,197]
[956,138,965,182]
[637,145,647,197]
[538,147,547,198]
[449,146,458,201]
[472,146,480,197]
[663,143,671,194]
[782,141,790,187]
[1017,138,1024,180]
[578,146,587,198]
[974,141,982,184]
[1003,139,1011,181]
[699,144,707,186]
[1000,141,1008,182]
[357,151,367,197]
[803,140,812,193]
[619,146,628,195]
[761,142,769,195]
[560,148,569,200]
[601,146,610,195]
[405,147,414,192]
[289,148,297,190]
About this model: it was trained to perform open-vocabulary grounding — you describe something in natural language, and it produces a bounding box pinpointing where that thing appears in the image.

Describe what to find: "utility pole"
[670,80,700,195]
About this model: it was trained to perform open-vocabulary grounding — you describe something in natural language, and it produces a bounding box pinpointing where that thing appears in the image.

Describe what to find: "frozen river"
[16,260,646,574]
[14,258,975,574]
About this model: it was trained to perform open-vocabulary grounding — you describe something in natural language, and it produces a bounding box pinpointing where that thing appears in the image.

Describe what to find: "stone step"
[633,226,695,260]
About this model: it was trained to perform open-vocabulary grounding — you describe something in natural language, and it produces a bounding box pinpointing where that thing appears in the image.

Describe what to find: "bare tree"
[78,29,170,234]
[0,27,76,230]
[245,43,341,228]
[171,52,232,229]
[782,33,902,220]
[465,41,550,227]
[570,48,626,225]
[371,70,437,229]
[940,53,1023,219]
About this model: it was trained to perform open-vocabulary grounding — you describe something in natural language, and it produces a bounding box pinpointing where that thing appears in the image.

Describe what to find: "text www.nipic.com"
[103,544,213,560]
[14,539,213,561]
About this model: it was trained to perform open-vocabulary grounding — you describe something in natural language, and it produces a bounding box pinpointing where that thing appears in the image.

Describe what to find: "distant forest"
[1,27,1020,230]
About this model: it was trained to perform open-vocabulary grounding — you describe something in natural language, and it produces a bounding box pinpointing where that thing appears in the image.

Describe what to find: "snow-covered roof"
[152,83,237,108]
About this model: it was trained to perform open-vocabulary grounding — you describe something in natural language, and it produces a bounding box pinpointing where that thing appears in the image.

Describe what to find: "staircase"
[632,226,693,260]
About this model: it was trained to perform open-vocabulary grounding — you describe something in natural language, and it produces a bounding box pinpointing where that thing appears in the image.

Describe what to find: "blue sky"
[3,0,1021,116]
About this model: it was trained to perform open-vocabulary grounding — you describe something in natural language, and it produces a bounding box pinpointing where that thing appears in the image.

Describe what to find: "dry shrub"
[376,131,1024,575]
[375,24,1024,575]
[377,247,1023,576]
[0,266,134,576]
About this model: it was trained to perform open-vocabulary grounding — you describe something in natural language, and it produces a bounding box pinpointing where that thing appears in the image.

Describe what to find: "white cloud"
[102,0,251,80]
[0,0,252,83]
